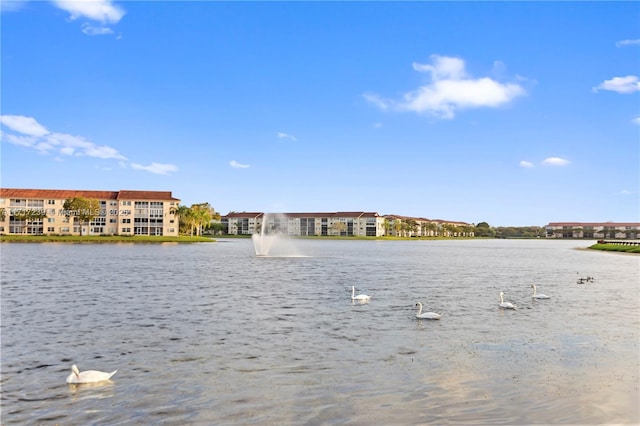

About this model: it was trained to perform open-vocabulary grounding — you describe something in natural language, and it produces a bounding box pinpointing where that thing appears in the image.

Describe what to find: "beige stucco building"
[222,212,473,238]
[0,188,180,236]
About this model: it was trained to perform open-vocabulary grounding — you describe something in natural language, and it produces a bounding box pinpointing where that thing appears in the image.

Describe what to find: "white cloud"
[619,189,633,195]
[51,0,124,36]
[230,160,251,169]
[0,114,50,137]
[632,117,640,125]
[277,132,297,142]
[364,54,526,119]
[81,23,114,36]
[593,75,640,94]
[373,122,383,128]
[52,0,125,24]
[519,160,534,168]
[362,93,389,111]
[130,162,178,176]
[541,157,570,166]
[616,39,640,47]
[1,114,177,174]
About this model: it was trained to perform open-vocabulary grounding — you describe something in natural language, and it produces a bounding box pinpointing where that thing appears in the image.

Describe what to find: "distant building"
[545,222,640,239]
[0,188,180,236]
[221,212,473,237]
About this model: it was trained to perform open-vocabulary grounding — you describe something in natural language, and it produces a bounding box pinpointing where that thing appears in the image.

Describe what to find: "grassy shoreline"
[587,243,640,254]
[0,235,215,243]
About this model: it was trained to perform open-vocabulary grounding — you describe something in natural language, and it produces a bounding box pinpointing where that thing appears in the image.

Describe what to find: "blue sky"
[1,1,638,226]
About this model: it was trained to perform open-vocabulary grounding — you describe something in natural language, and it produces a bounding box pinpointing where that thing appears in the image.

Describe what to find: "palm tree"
[12,209,29,234]
[173,204,190,235]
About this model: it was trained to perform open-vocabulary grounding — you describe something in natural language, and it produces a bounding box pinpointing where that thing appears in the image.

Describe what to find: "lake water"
[1,239,638,425]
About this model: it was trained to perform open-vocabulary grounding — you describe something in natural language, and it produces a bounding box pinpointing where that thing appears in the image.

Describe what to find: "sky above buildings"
[1,1,638,226]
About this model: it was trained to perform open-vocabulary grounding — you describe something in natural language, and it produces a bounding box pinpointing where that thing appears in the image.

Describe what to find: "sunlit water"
[1,239,638,425]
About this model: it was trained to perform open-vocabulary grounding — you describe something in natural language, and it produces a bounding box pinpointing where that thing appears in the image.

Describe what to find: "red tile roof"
[222,212,382,219]
[0,188,179,202]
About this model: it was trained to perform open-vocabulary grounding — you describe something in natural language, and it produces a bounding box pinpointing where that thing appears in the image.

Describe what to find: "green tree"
[63,197,100,236]
[475,222,495,238]
[190,202,219,236]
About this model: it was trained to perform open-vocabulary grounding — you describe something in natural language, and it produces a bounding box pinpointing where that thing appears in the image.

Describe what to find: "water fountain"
[252,213,300,257]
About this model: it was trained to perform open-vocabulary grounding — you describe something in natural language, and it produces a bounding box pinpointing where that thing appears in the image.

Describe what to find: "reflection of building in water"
[545,222,640,239]
[0,188,180,236]
[222,211,474,238]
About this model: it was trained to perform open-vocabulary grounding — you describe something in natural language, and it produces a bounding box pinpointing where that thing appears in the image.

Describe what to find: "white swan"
[415,302,441,320]
[499,292,516,309]
[531,284,550,299]
[66,364,117,384]
[351,286,370,301]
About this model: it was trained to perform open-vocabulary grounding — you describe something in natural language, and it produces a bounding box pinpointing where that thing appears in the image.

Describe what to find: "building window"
[48,218,55,223]
[122,201,131,206]
[60,227,70,233]
[122,218,131,224]
[122,227,131,233]
[47,200,55,205]
[47,227,55,232]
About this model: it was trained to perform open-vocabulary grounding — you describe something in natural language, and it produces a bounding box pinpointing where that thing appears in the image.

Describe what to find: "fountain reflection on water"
[252,213,302,257]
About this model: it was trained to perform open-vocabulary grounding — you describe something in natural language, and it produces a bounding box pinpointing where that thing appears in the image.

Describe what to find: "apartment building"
[222,212,385,237]
[0,188,180,236]
[221,212,474,237]
[545,222,640,239]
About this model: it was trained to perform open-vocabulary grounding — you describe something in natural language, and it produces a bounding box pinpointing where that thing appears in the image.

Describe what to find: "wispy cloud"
[618,189,633,196]
[592,75,640,94]
[364,54,526,119]
[616,39,640,47]
[541,157,570,166]
[81,23,114,36]
[130,162,178,176]
[519,160,534,168]
[229,160,251,169]
[633,117,640,125]
[277,132,297,142]
[1,114,178,175]
[51,0,124,35]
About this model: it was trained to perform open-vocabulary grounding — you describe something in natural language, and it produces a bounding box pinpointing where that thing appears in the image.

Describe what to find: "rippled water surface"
[1,239,639,424]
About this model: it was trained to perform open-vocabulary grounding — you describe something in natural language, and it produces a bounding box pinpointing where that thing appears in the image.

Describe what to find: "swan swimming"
[499,292,516,309]
[351,286,370,301]
[531,284,550,299]
[415,302,441,320]
[66,364,118,384]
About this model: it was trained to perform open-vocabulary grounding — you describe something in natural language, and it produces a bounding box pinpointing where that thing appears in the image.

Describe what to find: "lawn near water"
[0,235,215,243]
[589,242,640,254]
